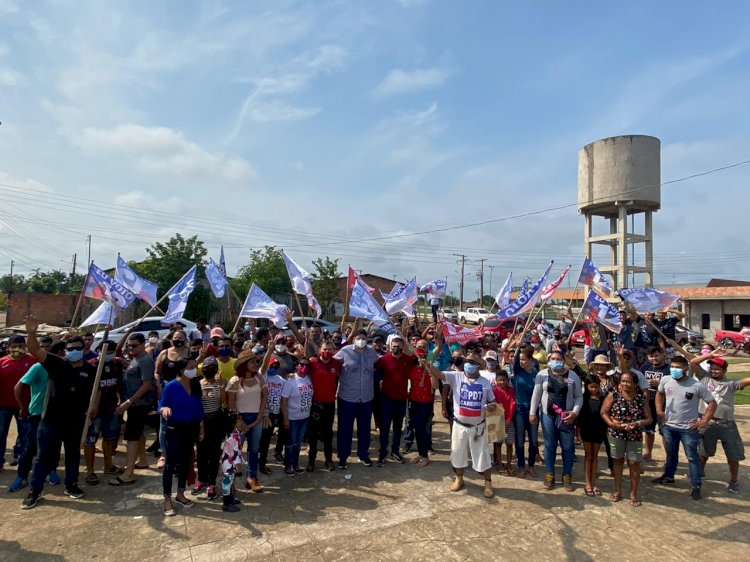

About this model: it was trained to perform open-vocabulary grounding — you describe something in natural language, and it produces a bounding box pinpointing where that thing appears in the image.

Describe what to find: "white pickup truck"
[460,307,491,325]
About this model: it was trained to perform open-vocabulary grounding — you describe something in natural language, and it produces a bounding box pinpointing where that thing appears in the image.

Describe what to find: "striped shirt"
[200,379,222,414]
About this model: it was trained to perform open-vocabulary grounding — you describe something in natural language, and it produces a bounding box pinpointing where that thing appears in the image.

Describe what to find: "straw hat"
[234,350,259,375]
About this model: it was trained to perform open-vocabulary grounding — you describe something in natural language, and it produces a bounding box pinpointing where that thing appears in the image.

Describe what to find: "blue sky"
[1,0,749,300]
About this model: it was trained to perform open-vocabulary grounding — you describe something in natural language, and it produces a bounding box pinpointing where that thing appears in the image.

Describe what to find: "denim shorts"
[85,413,121,445]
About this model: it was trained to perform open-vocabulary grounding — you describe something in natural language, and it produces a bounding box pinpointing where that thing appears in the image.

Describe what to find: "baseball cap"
[708,357,728,369]
[210,327,225,338]
[202,356,218,367]
[8,335,26,345]
[483,350,499,361]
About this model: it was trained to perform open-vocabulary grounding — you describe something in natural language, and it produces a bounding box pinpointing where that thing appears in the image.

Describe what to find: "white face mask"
[183,368,198,379]
[354,338,367,350]
[274,344,286,354]
[149,337,158,345]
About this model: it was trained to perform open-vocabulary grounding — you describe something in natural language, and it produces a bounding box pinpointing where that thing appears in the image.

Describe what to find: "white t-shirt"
[607,367,649,391]
[263,372,285,415]
[430,296,441,306]
[443,371,496,426]
[281,374,314,421]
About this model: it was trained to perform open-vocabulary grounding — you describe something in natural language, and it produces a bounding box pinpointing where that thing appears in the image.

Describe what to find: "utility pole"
[476,258,486,307]
[86,234,92,268]
[9,260,14,293]
[488,265,496,300]
[72,253,77,276]
[453,253,466,312]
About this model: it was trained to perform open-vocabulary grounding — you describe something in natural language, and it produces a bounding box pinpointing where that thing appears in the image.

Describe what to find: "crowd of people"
[0,305,747,515]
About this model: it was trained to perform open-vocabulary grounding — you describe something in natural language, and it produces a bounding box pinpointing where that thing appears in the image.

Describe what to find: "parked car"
[93,316,198,349]
[283,317,340,335]
[441,308,459,323]
[460,307,491,325]
[715,326,750,348]
[569,329,586,347]
[675,324,704,345]
[481,317,515,341]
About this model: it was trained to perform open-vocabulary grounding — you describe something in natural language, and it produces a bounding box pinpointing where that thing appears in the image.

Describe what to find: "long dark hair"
[583,374,601,398]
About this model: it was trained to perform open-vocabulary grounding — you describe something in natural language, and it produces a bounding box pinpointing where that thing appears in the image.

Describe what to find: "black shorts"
[124,405,150,442]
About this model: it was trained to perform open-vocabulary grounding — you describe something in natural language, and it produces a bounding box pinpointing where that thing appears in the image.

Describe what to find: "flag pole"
[80,342,109,446]
[565,299,587,348]
[69,261,93,329]
[293,292,308,330]
[340,265,352,332]
[133,266,193,326]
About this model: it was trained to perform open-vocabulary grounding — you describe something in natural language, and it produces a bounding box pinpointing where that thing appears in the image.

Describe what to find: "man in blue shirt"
[333,328,380,469]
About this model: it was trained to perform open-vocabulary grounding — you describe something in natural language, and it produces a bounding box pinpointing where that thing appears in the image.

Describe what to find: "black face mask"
[189,351,200,360]
[172,340,185,348]
[203,367,218,378]
[452,357,464,368]
[392,348,403,356]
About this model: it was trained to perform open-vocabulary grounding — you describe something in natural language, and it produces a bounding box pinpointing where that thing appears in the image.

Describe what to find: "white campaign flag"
[420,278,447,297]
[282,251,313,296]
[80,301,119,327]
[239,283,290,327]
[495,272,513,308]
[385,277,418,315]
[205,258,229,298]
[349,279,389,324]
[162,265,198,325]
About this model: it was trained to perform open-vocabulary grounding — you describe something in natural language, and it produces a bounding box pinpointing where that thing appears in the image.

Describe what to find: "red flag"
[541,265,570,301]
[440,321,483,345]
[348,266,375,294]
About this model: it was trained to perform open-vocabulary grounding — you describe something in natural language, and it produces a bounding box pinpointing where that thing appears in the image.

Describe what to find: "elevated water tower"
[578,135,660,290]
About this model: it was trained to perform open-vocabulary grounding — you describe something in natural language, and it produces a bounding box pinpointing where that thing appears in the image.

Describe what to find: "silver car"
[441,308,459,322]
[93,316,198,349]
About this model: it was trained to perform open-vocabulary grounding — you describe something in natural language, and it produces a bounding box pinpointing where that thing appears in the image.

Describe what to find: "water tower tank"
[578,135,660,215]
[578,135,661,290]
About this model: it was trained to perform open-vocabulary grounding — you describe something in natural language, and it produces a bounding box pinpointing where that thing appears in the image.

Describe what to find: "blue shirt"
[333,345,380,403]
[512,354,538,407]
[158,379,203,423]
[20,363,49,417]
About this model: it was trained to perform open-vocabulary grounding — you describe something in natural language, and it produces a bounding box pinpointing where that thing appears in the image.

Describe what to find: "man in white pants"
[428,352,498,498]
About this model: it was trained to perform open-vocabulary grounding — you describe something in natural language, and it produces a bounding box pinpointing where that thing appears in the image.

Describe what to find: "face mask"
[104,353,116,363]
[183,368,197,379]
[700,349,711,356]
[244,324,251,332]
[267,366,279,377]
[553,334,561,340]
[189,350,200,360]
[9,349,25,359]
[312,333,322,343]
[203,366,218,379]
[274,344,286,354]
[354,339,367,350]
[549,359,565,371]
[149,337,159,345]
[218,348,232,358]
[453,357,464,368]
[172,340,185,348]
[66,349,84,363]
[392,348,403,356]
[463,363,479,376]
[319,351,333,361]
[670,367,685,379]
[532,343,541,349]
[486,360,498,370]
[297,365,309,376]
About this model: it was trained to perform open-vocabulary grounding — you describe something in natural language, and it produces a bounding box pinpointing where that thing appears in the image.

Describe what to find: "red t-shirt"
[0,354,37,408]
[492,384,516,423]
[408,365,434,403]
[308,357,341,403]
[375,353,417,401]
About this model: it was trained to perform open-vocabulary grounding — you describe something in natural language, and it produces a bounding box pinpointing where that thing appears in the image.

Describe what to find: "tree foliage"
[311,256,341,315]
[230,246,291,299]
[0,270,84,295]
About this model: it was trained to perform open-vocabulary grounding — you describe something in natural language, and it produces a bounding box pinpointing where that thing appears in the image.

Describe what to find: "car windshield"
[443,309,454,314]
[476,309,489,314]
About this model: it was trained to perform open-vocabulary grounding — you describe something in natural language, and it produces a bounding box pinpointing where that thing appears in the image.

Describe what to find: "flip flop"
[629,498,642,507]
[584,488,595,497]
[109,476,136,486]
[593,487,603,497]
[609,492,622,502]
[104,465,125,474]
[134,463,150,470]
[85,474,99,485]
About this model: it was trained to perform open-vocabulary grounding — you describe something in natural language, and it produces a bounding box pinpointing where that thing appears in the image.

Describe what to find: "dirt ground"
[0,405,748,562]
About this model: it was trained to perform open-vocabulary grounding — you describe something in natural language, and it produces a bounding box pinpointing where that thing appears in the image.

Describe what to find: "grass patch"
[725,357,750,365]
[727,371,750,405]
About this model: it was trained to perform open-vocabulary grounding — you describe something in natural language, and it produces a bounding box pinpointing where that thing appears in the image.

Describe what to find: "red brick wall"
[6,293,100,327]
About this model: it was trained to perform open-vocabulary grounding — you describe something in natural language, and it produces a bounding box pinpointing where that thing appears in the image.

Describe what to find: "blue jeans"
[17,415,44,480]
[0,407,28,467]
[30,416,85,493]
[241,413,262,478]
[409,401,433,458]
[404,400,434,450]
[337,398,373,462]
[379,396,407,459]
[541,412,575,477]
[514,405,539,469]
[284,418,309,469]
[662,425,702,488]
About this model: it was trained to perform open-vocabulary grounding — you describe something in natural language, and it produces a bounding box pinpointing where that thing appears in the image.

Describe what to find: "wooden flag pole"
[564,282,581,317]
[69,261,93,329]
[340,265,352,332]
[80,342,109,447]
[565,302,587,348]
[293,292,308,330]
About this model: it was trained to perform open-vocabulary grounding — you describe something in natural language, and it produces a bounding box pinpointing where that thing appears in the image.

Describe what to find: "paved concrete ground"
[0,405,748,562]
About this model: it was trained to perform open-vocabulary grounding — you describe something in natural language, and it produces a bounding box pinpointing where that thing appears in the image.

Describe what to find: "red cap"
[708,357,728,369]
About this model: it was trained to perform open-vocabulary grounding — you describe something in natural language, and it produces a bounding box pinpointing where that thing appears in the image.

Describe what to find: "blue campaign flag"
[581,291,623,334]
[115,256,158,306]
[618,287,680,314]
[162,265,197,325]
[205,258,229,298]
[239,283,289,327]
[385,277,418,315]
[578,257,612,299]
[350,279,389,324]
[219,246,227,278]
[520,276,531,296]
[83,262,136,310]
[498,263,553,320]
[495,272,513,308]
[420,278,447,297]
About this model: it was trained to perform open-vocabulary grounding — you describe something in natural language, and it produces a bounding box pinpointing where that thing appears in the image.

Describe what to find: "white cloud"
[0,67,22,86]
[78,124,257,183]
[0,0,18,16]
[249,101,322,123]
[373,67,453,98]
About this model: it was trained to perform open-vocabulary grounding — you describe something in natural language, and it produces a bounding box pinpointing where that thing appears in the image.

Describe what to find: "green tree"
[137,234,210,321]
[230,246,291,299]
[0,274,27,293]
[311,256,341,316]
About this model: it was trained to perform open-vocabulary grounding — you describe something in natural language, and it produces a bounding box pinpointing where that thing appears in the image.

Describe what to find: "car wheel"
[460,317,466,324]
[478,319,484,327]
[719,337,735,349]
